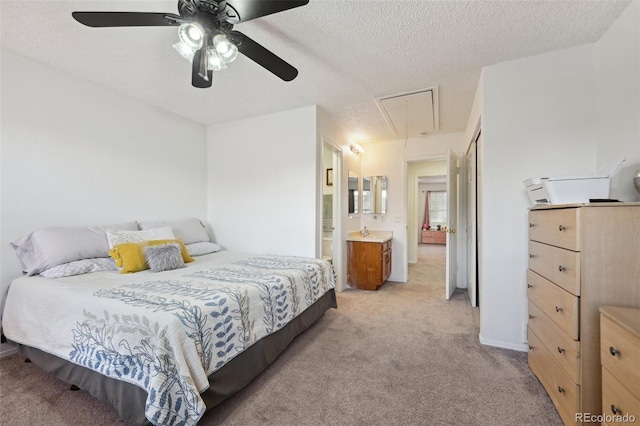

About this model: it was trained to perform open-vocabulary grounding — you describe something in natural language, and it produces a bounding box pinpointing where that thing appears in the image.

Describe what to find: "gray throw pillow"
[144,243,185,273]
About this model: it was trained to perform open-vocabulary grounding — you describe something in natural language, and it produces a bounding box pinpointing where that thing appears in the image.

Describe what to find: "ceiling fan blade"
[72,12,181,28]
[192,47,213,88]
[230,31,298,81]
[225,0,309,23]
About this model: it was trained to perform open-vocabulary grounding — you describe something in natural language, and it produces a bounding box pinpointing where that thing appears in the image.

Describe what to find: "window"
[429,191,447,228]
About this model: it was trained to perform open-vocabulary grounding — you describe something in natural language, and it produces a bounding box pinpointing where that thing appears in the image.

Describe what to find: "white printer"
[524,158,625,205]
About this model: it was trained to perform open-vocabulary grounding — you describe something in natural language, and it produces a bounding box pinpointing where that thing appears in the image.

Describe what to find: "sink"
[347,230,392,243]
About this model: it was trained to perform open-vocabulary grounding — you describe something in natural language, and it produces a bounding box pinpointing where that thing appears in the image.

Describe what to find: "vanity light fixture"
[350,143,365,155]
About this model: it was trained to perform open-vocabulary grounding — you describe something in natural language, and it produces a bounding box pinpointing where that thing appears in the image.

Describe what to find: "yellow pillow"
[109,239,194,274]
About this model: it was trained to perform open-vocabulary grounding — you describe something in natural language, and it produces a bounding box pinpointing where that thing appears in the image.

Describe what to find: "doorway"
[405,150,459,300]
[415,178,448,295]
[406,159,447,294]
[416,176,448,263]
[465,131,480,308]
[321,140,344,291]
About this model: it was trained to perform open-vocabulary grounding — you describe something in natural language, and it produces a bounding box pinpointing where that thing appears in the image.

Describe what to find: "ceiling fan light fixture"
[178,22,204,50]
[173,41,196,62]
[72,0,308,87]
[213,34,238,63]
[207,47,227,71]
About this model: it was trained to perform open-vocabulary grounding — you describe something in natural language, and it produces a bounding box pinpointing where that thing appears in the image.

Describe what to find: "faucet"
[361,226,369,237]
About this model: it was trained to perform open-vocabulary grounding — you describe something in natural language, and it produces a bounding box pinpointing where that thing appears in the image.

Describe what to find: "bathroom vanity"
[347,230,392,290]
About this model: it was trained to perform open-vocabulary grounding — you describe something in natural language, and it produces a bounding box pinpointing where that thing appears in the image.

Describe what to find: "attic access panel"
[374,87,439,137]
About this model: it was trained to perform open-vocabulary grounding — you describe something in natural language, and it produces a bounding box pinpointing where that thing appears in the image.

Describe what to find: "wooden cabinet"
[527,203,640,426]
[599,306,640,426]
[347,239,392,290]
[421,230,446,244]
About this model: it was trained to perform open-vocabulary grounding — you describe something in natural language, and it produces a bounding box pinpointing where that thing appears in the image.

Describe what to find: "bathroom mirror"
[348,171,359,216]
[362,177,372,213]
[363,175,387,214]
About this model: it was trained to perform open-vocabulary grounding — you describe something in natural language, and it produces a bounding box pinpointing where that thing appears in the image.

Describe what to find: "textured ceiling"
[1,0,632,142]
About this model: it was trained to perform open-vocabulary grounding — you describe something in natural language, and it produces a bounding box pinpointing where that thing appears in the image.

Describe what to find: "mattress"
[3,251,336,425]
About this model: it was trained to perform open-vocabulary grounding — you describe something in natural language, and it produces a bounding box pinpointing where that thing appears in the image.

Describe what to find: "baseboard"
[0,342,17,358]
[479,333,528,352]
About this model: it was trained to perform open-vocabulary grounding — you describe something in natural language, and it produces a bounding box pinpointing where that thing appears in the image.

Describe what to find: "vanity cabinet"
[347,239,392,291]
[526,203,640,425]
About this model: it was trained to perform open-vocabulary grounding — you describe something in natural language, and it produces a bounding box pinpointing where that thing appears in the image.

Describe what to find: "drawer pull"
[558,225,565,231]
[528,345,534,350]
[528,315,534,320]
[527,284,532,288]
[529,253,535,258]
[529,223,535,228]
[557,347,565,354]
[557,386,565,394]
[555,306,563,313]
[611,405,622,415]
[558,265,565,272]
[609,346,621,356]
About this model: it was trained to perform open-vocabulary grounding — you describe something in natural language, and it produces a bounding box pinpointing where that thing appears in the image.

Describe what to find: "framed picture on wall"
[326,168,333,186]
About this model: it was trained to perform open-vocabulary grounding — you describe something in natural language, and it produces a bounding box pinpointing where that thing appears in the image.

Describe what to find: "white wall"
[595,1,640,202]
[480,43,597,350]
[206,106,318,258]
[206,106,350,290]
[0,50,208,354]
[474,1,640,352]
[360,132,465,282]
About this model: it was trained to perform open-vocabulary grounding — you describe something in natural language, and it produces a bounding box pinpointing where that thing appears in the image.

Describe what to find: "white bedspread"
[3,251,335,425]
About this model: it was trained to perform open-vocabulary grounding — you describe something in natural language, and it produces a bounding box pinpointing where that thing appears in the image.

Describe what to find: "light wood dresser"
[599,306,640,426]
[527,203,640,425]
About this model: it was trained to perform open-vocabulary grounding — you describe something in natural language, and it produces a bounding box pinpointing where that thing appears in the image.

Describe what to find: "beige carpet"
[0,244,561,425]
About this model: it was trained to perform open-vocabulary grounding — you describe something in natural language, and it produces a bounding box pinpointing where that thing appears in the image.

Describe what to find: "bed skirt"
[17,289,337,425]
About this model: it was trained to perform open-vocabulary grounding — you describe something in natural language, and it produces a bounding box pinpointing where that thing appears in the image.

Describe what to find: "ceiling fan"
[72,0,308,88]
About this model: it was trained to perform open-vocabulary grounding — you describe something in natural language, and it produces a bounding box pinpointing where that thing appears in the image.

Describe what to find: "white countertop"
[346,230,393,243]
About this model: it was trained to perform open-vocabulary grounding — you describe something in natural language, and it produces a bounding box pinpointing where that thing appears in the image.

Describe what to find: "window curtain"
[423,191,431,228]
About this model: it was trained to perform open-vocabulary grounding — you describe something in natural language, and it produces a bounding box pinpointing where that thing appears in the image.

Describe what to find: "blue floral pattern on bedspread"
[67,255,335,426]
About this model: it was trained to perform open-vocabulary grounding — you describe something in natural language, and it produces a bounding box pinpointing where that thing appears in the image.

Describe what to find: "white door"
[466,141,477,307]
[445,147,458,300]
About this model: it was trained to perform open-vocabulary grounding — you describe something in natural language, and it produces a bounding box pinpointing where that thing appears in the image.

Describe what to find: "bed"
[3,249,337,425]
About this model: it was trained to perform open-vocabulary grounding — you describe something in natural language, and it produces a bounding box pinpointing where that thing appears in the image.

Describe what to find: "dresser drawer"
[602,368,640,425]
[383,240,392,252]
[527,270,579,339]
[529,208,581,251]
[600,315,640,399]
[529,329,581,426]
[528,301,580,384]
[529,241,581,296]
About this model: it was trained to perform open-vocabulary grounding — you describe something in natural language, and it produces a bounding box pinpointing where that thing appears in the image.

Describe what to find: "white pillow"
[11,221,138,276]
[138,218,210,245]
[186,242,222,257]
[106,226,176,249]
[40,258,117,278]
